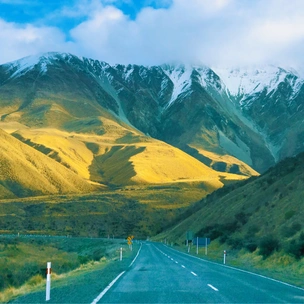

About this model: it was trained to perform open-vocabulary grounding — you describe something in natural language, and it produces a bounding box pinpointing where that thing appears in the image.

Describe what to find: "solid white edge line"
[191,271,197,276]
[91,243,143,304]
[91,271,125,304]
[162,244,304,292]
[129,243,142,267]
[208,284,219,291]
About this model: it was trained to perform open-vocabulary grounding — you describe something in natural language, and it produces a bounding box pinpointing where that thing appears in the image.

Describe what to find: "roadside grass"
[165,240,304,289]
[0,235,136,303]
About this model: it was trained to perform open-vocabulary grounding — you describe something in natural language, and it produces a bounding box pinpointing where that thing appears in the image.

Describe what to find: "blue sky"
[0,0,304,69]
[0,0,172,33]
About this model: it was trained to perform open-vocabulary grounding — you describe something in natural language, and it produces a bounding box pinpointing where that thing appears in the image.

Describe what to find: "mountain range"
[0,52,303,198]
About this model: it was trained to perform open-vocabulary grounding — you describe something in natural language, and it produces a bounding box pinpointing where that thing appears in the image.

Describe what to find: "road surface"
[97,242,304,303]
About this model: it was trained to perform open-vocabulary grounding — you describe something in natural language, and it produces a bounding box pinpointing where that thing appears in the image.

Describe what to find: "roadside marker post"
[223,250,226,265]
[205,237,208,255]
[196,237,199,255]
[46,262,51,301]
[120,247,123,261]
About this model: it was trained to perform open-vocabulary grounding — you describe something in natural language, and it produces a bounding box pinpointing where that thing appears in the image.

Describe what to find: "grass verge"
[0,235,138,303]
[164,240,304,289]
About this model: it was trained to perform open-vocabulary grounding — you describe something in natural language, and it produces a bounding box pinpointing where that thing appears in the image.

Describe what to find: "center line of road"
[191,271,198,276]
[208,284,219,291]
[181,265,186,268]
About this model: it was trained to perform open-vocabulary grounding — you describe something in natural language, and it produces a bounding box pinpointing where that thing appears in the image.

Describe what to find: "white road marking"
[129,243,142,267]
[208,284,219,291]
[191,271,198,276]
[175,261,178,264]
[91,271,125,304]
[163,244,304,292]
[181,265,186,268]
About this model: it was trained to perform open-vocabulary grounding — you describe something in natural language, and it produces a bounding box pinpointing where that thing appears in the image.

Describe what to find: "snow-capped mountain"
[214,66,303,107]
[1,52,304,173]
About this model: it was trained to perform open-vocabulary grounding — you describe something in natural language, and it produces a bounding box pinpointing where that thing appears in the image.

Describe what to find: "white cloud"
[0,19,74,64]
[1,0,304,70]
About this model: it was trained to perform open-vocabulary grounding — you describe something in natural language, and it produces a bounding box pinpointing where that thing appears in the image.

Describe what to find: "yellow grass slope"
[194,147,259,177]
[4,117,250,190]
[130,141,249,186]
[0,128,98,198]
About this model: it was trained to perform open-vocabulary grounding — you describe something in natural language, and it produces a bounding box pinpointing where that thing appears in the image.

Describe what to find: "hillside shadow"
[88,145,146,186]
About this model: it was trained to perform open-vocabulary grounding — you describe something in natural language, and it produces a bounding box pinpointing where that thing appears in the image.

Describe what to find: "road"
[97,242,304,303]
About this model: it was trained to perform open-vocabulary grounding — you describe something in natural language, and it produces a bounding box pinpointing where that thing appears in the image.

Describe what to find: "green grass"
[153,153,304,289]
[0,235,138,302]
[155,153,304,255]
[0,183,208,239]
[165,241,304,289]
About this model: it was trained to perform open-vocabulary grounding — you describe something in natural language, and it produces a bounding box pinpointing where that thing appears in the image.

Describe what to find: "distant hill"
[158,151,304,259]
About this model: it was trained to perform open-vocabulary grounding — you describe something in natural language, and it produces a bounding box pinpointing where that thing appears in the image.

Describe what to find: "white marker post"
[223,250,226,265]
[205,238,208,255]
[196,237,199,255]
[120,247,122,261]
[46,262,51,301]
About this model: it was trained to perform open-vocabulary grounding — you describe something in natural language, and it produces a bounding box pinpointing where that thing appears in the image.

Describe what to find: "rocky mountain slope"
[0,52,303,197]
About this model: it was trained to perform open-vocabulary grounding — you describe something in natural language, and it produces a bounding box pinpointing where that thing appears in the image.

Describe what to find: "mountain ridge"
[1,52,303,179]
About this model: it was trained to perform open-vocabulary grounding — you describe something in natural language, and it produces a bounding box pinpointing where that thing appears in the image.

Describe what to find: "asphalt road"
[98,242,304,303]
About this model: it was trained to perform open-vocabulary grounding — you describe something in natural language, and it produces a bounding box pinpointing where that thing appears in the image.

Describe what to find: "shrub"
[245,241,258,253]
[286,233,304,259]
[227,237,243,250]
[259,235,280,258]
[284,210,295,220]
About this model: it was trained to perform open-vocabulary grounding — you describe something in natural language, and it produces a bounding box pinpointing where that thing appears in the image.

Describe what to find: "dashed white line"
[175,261,178,264]
[208,284,219,291]
[191,271,198,276]
[181,265,186,268]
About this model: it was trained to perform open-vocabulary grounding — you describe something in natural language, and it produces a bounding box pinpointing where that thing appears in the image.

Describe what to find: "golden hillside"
[0,118,251,199]
[0,128,99,198]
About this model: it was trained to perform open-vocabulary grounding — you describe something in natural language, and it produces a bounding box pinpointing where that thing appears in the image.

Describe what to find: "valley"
[0,53,304,302]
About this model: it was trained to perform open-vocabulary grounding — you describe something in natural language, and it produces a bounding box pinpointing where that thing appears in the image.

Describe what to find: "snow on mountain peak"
[4,52,78,79]
[162,64,192,108]
[212,65,304,104]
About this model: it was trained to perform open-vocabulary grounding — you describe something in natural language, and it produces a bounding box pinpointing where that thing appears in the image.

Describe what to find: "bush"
[259,235,280,258]
[286,233,304,259]
[244,238,258,252]
[227,237,243,250]
[284,210,295,220]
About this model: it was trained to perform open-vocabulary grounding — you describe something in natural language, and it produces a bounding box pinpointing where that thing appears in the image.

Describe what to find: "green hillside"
[157,152,304,259]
